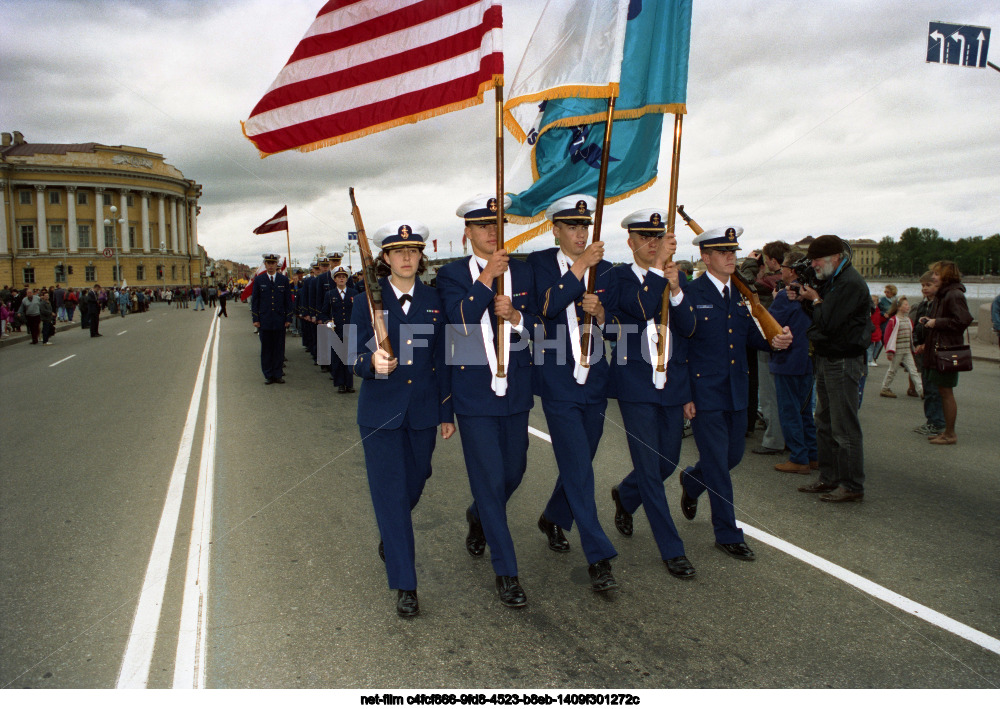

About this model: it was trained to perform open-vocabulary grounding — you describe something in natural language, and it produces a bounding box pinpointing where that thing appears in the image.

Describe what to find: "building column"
[0,180,8,255]
[158,194,168,253]
[66,186,78,252]
[170,198,179,254]
[178,199,188,255]
[95,188,106,248]
[119,189,131,253]
[140,191,151,253]
[35,184,48,253]
[189,201,199,256]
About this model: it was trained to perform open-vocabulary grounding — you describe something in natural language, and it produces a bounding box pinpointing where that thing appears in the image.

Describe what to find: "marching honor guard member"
[607,210,696,579]
[251,253,293,384]
[527,194,620,593]
[311,254,333,369]
[350,220,455,618]
[436,194,541,608]
[324,265,357,393]
[301,262,319,357]
[675,227,792,561]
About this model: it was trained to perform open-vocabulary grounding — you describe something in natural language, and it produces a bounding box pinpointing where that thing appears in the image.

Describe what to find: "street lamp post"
[104,205,125,286]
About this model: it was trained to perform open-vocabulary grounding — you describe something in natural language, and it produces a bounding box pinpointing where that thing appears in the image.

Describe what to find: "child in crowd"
[880,296,922,398]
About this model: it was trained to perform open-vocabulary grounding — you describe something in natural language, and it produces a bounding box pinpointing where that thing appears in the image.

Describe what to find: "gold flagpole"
[579,92,617,368]
[655,114,684,379]
[495,81,507,382]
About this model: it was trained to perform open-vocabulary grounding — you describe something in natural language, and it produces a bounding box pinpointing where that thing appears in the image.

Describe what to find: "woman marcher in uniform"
[921,261,972,445]
[350,220,454,618]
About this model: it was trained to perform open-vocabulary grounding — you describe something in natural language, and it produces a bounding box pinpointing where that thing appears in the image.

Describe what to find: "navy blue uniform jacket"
[250,272,293,329]
[527,247,618,403]
[350,279,453,431]
[435,256,540,416]
[323,285,357,331]
[681,273,769,411]
[609,265,694,407]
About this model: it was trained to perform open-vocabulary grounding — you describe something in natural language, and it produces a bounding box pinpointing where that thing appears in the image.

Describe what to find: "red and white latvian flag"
[253,206,289,234]
[242,0,503,157]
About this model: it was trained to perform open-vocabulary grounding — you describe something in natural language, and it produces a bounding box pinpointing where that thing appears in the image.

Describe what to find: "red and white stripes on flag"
[253,206,289,234]
[242,0,503,157]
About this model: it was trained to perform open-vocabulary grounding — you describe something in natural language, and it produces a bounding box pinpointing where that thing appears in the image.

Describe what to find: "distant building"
[794,236,881,277]
[0,131,202,289]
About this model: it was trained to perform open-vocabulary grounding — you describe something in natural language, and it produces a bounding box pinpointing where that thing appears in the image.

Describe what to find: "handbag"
[935,344,973,373]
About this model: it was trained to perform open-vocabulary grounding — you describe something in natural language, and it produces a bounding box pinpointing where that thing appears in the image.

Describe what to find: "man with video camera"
[789,235,873,503]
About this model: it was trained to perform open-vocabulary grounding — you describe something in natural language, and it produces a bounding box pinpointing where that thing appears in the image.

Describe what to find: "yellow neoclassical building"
[1,131,203,290]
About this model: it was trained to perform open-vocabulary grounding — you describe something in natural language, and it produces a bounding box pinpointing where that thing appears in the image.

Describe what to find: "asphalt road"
[2,301,998,690]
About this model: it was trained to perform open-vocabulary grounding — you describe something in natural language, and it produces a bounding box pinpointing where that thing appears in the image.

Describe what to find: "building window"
[113,265,122,282]
[136,265,145,281]
[85,265,96,281]
[55,264,67,282]
[20,224,35,249]
[19,190,31,205]
[126,194,135,208]
[172,265,177,280]
[156,265,164,280]
[23,268,35,284]
[104,225,115,248]
[78,224,91,248]
[77,191,88,205]
[49,224,65,249]
[49,190,61,205]
[128,226,136,249]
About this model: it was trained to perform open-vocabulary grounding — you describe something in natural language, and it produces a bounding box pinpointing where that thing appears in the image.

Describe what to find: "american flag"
[243,0,503,157]
[252,206,289,234]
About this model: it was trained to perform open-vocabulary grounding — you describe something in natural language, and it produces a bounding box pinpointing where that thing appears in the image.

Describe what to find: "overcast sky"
[3,0,998,267]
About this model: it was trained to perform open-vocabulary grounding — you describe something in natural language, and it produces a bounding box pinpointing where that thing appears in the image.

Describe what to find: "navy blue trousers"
[540,398,617,565]
[330,329,354,388]
[458,412,529,577]
[360,422,436,591]
[617,401,686,560]
[774,373,818,465]
[258,328,285,379]
[683,408,746,545]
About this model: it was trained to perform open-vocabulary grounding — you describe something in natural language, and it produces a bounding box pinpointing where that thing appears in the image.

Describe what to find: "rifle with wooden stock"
[349,188,394,360]
[676,205,785,345]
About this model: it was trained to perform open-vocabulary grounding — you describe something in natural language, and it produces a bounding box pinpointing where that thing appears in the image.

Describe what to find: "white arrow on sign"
[951,30,966,65]
[930,29,945,63]
[975,31,986,67]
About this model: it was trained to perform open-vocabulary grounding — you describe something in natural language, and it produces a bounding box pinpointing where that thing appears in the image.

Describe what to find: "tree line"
[877,228,1000,277]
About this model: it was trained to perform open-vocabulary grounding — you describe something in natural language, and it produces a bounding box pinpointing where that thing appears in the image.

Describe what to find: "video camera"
[790,258,821,291]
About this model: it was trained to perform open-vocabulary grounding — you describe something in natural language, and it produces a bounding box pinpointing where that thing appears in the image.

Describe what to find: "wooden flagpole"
[655,113,684,381]
[578,93,617,370]
[495,82,507,383]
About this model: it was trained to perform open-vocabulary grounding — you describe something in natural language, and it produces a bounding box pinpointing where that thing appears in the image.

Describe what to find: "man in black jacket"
[87,285,103,337]
[791,235,873,503]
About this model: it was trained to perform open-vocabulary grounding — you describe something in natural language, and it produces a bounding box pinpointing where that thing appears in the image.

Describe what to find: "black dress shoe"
[611,486,633,537]
[320,365,330,372]
[537,514,570,553]
[664,555,696,579]
[495,576,527,608]
[378,540,385,562]
[588,559,618,592]
[345,387,356,393]
[396,589,419,618]
[264,379,273,385]
[338,385,347,393]
[715,541,755,561]
[465,509,486,557]
[274,377,285,383]
[679,470,697,521]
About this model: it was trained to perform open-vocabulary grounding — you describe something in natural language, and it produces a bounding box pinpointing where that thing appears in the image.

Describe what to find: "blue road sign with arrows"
[927,22,991,68]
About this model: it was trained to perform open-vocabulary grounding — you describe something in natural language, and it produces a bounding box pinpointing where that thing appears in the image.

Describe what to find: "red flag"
[253,206,288,234]
[432,239,438,253]
[242,0,503,157]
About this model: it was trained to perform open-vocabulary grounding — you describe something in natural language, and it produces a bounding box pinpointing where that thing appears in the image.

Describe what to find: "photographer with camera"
[789,235,873,503]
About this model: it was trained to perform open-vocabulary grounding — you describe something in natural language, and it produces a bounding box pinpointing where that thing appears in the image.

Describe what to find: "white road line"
[117,330,127,336]
[49,355,76,368]
[117,317,218,688]
[173,321,220,688]
[147,319,153,323]
[525,425,1000,657]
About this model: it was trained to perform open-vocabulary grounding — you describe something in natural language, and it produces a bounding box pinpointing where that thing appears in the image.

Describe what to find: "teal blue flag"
[506,0,692,248]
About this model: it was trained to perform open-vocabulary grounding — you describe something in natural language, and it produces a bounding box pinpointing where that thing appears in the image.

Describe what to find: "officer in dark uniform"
[324,265,357,392]
[290,268,305,336]
[300,262,318,356]
[607,210,695,579]
[316,253,338,373]
[675,227,792,560]
[350,220,454,618]
[527,194,620,593]
[308,256,331,366]
[436,194,541,608]
[251,253,293,384]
